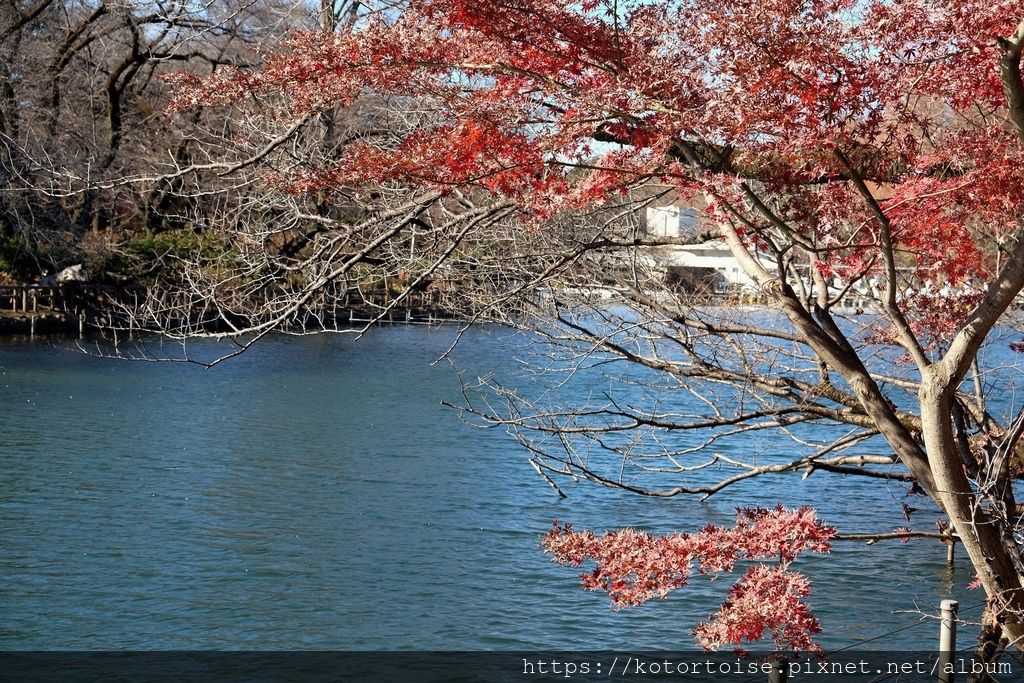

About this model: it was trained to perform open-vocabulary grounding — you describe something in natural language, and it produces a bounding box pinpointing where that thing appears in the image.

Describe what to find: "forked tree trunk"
[920,381,1024,647]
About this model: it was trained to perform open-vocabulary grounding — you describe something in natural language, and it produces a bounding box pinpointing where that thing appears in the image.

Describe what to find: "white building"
[643,203,887,308]
[646,204,698,238]
[644,205,764,292]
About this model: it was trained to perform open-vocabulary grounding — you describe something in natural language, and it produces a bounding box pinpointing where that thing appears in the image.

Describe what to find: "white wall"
[646,206,697,238]
[661,245,758,288]
[645,205,774,291]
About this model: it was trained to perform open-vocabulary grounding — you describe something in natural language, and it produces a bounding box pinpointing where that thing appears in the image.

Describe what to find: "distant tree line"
[0,0,366,284]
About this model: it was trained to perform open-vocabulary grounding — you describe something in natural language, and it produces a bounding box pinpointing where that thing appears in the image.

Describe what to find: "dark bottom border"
[2,651,1021,682]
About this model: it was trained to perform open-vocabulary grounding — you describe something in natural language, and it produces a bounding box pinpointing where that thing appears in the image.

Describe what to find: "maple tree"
[543,506,835,652]
[156,0,1024,658]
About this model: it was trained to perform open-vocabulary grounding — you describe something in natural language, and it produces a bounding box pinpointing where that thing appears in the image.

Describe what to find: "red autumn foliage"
[693,566,821,652]
[169,0,1024,347]
[542,506,835,652]
[866,291,987,355]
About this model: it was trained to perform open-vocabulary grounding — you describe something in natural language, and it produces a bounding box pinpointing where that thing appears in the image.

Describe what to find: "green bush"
[0,232,38,281]
[118,229,235,284]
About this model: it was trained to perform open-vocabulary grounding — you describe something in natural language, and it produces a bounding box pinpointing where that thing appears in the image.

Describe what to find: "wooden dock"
[0,283,119,315]
[0,284,106,336]
[0,282,495,336]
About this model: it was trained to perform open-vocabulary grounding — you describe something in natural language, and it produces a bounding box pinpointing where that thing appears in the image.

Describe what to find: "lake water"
[0,326,980,651]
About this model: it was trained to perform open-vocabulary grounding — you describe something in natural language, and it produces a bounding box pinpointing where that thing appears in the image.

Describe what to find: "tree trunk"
[920,380,1024,647]
[968,603,1008,683]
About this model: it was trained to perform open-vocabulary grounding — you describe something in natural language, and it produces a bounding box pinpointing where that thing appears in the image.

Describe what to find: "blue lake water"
[0,326,981,651]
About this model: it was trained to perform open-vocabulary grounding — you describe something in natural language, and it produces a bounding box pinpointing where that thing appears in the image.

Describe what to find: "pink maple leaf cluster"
[693,566,820,652]
[542,505,835,652]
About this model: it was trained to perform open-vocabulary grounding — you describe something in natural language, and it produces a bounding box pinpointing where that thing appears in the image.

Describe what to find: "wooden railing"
[0,284,123,316]
[0,282,499,332]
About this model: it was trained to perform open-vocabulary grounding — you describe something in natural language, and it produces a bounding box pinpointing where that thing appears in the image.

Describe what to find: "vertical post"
[938,599,958,683]
[79,314,84,339]
[30,315,35,339]
[946,540,955,566]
